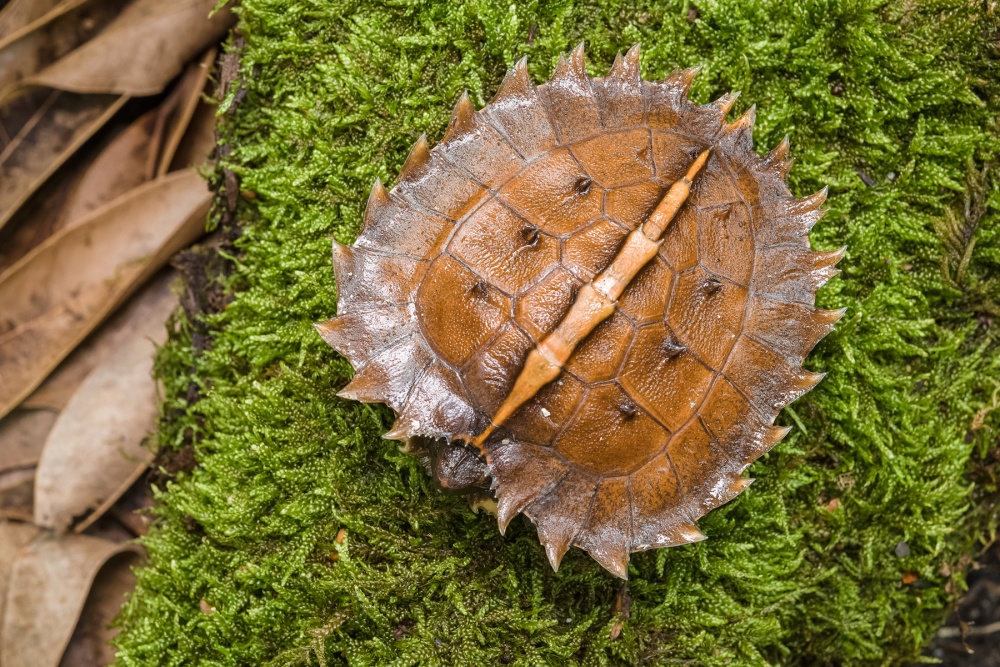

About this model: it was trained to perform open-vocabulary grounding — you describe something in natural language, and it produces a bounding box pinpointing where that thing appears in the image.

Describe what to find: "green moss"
[114,0,1000,664]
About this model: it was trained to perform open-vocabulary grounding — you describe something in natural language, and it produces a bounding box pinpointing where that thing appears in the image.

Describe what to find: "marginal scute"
[442,91,476,143]
[598,44,644,128]
[744,297,845,365]
[384,361,480,441]
[524,467,598,570]
[752,191,827,247]
[337,334,433,410]
[710,91,741,118]
[398,134,431,182]
[628,453,689,549]
[723,335,825,419]
[357,186,452,258]
[316,303,418,369]
[320,44,843,579]
[439,94,525,187]
[486,57,558,159]
[575,476,631,578]
[699,377,785,464]
[762,135,792,179]
[333,244,428,313]
[540,43,601,144]
[644,68,698,129]
[394,145,487,220]
[753,246,844,305]
[490,442,569,533]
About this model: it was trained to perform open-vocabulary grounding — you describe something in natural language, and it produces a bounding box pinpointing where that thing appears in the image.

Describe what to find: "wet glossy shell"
[318,44,844,578]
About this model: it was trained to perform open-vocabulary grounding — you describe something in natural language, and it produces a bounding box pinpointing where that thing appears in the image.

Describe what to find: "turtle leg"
[409,436,491,493]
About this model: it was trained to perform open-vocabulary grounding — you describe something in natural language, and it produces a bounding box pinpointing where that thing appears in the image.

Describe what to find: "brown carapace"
[317,44,845,578]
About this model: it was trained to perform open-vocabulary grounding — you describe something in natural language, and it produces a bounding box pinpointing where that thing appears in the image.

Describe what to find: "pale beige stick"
[472,149,711,450]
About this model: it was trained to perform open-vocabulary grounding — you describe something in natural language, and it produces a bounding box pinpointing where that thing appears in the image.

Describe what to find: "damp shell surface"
[317,44,844,578]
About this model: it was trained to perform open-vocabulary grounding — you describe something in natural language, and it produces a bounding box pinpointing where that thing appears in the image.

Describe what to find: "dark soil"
[931,542,1000,666]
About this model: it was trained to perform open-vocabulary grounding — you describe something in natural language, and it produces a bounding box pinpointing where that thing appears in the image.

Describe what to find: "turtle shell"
[317,44,844,578]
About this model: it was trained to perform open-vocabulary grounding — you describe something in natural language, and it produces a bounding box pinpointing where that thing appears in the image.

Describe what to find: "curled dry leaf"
[0,521,41,599]
[0,92,128,231]
[1,47,219,269]
[0,408,56,472]
[0,466,34,520]
[0,0,230,232]
[56,107,161,228]
[0,0,128,96]
[0,143,87,273]
[0,168,211,420]
[57,551,141,667]
[18,0,234,97]
[167,95,218,172]
[156,46,218,176]
[0,0,79,42]
[109,479,155,536]
[0,532,142,667]
[42,44,218,227]
[34,328,161,532]
[23,269,177,412]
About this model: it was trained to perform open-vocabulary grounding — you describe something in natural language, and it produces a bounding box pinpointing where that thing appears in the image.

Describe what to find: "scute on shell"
[318,43,843,578]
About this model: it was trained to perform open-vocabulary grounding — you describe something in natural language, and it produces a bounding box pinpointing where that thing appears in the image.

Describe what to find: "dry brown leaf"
[19,0,234,97]
[57,107,159,227]
[23,269,177,411]
[0,0,128,96]
[0,466,34,519]
[0,87,48,154]
[0,0,74,41]
[0,58,216,268]
[0,91,128,231]
[57,551,141,667]
[0,0,231,232]
[109,480,154,536]
[156,46,217,176]
[0,169,211,420]
[34,326,161,532]
[0,521,41,600]
[28,46,219,235]
[168,93,217,171]
[0,532,142,667]
[0,157,79,273]
[0,408,56,472]
[78,513,136,544]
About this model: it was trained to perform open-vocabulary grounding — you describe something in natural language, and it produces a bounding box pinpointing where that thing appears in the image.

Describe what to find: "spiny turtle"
[317,43,844,578]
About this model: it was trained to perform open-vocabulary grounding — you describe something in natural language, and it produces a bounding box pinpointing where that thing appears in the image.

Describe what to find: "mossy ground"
[114,1,1000,664]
